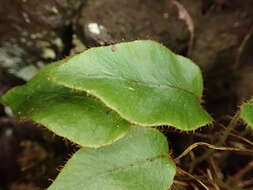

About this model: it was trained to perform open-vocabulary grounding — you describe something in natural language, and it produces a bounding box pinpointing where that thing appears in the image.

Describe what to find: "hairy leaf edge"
[47,40,213,130]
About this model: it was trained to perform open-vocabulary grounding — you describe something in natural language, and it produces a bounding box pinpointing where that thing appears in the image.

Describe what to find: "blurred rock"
[0,68,24,96]
[178,0,253,70]
[0,125,19,189]
[76,0,190,53]
[233,25,253,103]
[235,66,253,103]
[0,0,83,79]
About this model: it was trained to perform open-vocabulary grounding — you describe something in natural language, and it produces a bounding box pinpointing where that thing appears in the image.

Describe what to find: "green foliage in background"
[240,99,253,129]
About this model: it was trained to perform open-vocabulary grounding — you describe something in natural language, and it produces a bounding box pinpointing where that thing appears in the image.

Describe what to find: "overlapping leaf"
[1,40,212,148]
[50,40,212,130]
[48,127,176,190]
[240,98,253,129]
[0,61,130,147]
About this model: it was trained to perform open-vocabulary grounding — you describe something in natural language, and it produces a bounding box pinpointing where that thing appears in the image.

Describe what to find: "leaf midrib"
[60,73,200,100]
[85,154,168,182]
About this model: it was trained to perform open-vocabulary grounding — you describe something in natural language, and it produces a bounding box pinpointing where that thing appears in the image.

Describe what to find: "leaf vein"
[77,74,199,99]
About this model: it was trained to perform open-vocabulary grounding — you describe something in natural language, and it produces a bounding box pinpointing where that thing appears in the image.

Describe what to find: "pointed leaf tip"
[51,40,212,130]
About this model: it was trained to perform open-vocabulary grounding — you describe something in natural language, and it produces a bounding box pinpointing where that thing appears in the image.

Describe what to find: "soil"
[0,0,253,189]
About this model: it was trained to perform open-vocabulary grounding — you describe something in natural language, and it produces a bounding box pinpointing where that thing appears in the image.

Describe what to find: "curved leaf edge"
[240,99,253,129]
[55,40,205,100]
[0,64,132,148]
[1,91,133,148]
[48,127,176,190]
[47,40,212,131]
[49,77,213,131]
[1,40,212,134]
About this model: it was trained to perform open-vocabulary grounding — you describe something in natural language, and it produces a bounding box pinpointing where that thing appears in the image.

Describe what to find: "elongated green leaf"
[240,99,253,129]
[48,127,176,190]
[51,40,212,130]
[1,61,130,147]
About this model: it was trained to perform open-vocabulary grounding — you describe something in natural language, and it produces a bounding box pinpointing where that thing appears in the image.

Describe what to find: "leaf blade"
[51,40,212,130]
[240,99,253,129]
[1,61,130,147]
[48,127,176,190]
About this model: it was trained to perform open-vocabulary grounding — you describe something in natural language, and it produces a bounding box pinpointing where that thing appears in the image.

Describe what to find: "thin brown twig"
[211,178,245,190]
[218,112,241,145]
[177,167,210,190]
[175,141,253,162]
[234,24,253,69]
[227,160,253,185]
[188,112,241,171]
[229,132,253,147]
[189,151,195,161]
[191,183,200,190]
[171,0,194,55]
[208,157,223,180]
[239,178,253,188]
[173,179,189,186]
[217,122,238,136]
[218,122,253,148]
[193,132,215,140]
[206,168,220,190]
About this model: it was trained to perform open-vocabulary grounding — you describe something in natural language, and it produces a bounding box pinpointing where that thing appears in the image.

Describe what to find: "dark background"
[0,0,253,189]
